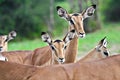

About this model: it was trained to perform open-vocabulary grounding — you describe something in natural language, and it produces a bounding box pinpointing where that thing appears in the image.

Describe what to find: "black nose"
[79,33,84,35]
[104,52,109,56]
[0,47,2,51]
[59,58,64,61]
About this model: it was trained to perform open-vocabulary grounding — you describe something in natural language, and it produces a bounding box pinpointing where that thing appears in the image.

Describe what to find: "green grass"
[8,39,47,51]
[8,22,120,57]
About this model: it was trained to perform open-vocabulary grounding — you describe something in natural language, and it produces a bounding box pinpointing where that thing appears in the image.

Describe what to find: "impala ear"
[63,29,75,44]
[5,31,17,42]
[101,37,107,47]
[41,32,52,45]
[56,6,70,21]
[82,4,96,20]
[96,37,107,49]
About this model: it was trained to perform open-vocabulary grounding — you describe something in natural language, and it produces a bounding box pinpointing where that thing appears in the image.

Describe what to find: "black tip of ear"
[70,29,75,33]
[41,32,46,35]
[56,6,62,11]
[92,4,96,9]
[103,36,106,40]
[101,36,106,43]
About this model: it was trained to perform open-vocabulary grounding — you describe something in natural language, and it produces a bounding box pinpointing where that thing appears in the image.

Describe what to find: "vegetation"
[0,0,120,39]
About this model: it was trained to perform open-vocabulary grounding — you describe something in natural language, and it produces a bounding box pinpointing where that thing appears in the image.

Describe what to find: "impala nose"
[79,33,85,38]
[59,58,65,63]
[0,47,3,52]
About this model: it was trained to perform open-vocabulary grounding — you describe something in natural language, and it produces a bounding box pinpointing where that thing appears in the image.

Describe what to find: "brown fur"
[2,50,32,64]
[0,54,120,80]
[78,48,107,63]
[65,35,78,63]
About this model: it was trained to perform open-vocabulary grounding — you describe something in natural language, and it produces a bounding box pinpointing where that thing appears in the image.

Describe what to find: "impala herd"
[0,4,119,80]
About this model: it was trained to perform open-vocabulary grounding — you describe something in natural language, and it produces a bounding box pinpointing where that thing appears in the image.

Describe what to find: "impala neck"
[50,51,60,65]
[65,26,78,63]
[78,48,101,63]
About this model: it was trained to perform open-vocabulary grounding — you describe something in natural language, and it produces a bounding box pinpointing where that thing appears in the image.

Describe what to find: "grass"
[8,22,120,57]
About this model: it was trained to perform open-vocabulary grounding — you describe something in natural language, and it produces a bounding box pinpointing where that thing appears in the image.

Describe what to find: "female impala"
[39,30,75,65]
[56,5,96,63]
[78,37,109,62]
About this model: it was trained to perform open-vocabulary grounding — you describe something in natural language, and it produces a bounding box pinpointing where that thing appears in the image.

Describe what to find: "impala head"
[95,37,109,58]
[56,5,96,38]
[0,31,17,52]
[41,30,75,63]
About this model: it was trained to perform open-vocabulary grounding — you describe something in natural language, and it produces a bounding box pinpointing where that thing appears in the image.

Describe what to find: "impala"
[78,37,109,62]
[0,53,119,80]
[40,30,75,65]
[56,4,96,63]
[0,31,17,52]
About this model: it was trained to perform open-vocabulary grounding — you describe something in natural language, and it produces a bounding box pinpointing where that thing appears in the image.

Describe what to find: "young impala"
[78,37,109,62]
[40,29,75,65]
[56,5,96,63]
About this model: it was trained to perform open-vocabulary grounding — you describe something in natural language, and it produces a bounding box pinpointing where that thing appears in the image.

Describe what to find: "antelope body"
[0,54,120,80]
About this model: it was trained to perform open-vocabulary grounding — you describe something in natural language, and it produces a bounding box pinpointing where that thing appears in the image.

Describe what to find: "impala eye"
[64,46,67,49]
[69,19,74,25]
[50,45,55,50]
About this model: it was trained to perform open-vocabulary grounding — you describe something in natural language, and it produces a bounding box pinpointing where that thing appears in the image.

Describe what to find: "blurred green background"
[0,0,120,57]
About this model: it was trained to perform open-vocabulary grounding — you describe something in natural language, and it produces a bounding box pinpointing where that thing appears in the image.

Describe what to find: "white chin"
[58,60,65,63]
[79,35,85,38]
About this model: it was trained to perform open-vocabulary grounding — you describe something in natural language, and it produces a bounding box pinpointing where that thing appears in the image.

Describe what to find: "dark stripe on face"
[54,40,62,43]
[72,13,79,16]
[70,20,74,25]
